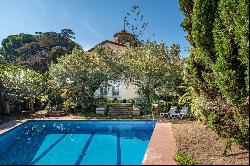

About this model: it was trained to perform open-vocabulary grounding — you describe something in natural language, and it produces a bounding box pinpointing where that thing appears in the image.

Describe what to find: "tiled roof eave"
[88,40,125,52]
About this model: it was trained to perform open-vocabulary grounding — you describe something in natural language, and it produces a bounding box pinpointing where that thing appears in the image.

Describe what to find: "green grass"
[174,150,200,165]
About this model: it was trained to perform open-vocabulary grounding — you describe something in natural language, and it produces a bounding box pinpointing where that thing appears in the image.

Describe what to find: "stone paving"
[0,119,25,134]
[142,122,177,165]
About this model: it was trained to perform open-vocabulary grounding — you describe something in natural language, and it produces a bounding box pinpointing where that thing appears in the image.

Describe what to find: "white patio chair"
[178,106,189,119]
[160,112,168,117]
[167,106,178,118]
[160,106,174,117]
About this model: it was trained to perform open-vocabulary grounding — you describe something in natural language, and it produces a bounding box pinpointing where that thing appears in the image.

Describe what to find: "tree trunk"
[5,103,10,114]
[30,100,34,112]
[0,86,5,115]
[0,95,4,114]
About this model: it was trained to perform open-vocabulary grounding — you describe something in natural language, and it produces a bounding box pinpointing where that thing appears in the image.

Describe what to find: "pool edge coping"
[0,118,176,165]
[142,122,177,165]
[0,118,156,135]
[0,119,27,135]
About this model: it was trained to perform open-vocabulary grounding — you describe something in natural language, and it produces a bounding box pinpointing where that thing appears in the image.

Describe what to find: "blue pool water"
[0,120,155,165]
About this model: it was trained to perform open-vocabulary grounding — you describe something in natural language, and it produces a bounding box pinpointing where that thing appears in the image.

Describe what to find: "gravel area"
[171,120,249,165]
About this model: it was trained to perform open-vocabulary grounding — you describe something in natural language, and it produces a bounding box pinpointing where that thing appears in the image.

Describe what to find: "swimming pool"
[0,120,155,165]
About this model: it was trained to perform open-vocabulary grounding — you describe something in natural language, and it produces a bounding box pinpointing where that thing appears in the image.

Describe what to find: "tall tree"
[49,47,121,111]
[0,34,36,63]
[179,0,249,149]
[1,66,46,112]
[0,29,80,72]
[124,5,148,39]
[120,42,184,110]
[179,0,194,45]
[213,0,249,105]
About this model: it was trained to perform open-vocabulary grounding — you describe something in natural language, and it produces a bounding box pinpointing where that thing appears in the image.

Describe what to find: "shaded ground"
[20,110,155,120]
[171,119,249,165]
[0,115,19,125]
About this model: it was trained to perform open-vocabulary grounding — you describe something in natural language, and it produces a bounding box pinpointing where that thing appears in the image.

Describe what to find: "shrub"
[156,103,169,113]
[178,92,191,108]
[96,97,108,105]
[207,112,220,130]
[179,0,249,150]
[174,150,200,165]
[63,99,76,111]
[134,98,148,109]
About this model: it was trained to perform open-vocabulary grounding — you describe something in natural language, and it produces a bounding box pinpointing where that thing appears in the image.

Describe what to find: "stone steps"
[108,106,134,115]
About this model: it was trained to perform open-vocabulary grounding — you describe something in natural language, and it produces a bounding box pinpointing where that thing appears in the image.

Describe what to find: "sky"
[0,0,189,57]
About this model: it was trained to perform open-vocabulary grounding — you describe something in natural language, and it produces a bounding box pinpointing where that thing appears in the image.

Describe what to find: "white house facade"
[94,80,139,100]
[89,30,139,101]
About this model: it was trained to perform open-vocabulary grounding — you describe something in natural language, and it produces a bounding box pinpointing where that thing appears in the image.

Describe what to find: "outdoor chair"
[159,110,168,117]
[177,106,189,119]
[160,112,168,117]
[167,106,179,118]
[160,106,177,118]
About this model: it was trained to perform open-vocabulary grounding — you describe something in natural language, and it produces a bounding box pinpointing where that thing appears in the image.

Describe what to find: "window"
[100,86,108,96]
[112,86,119,96]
